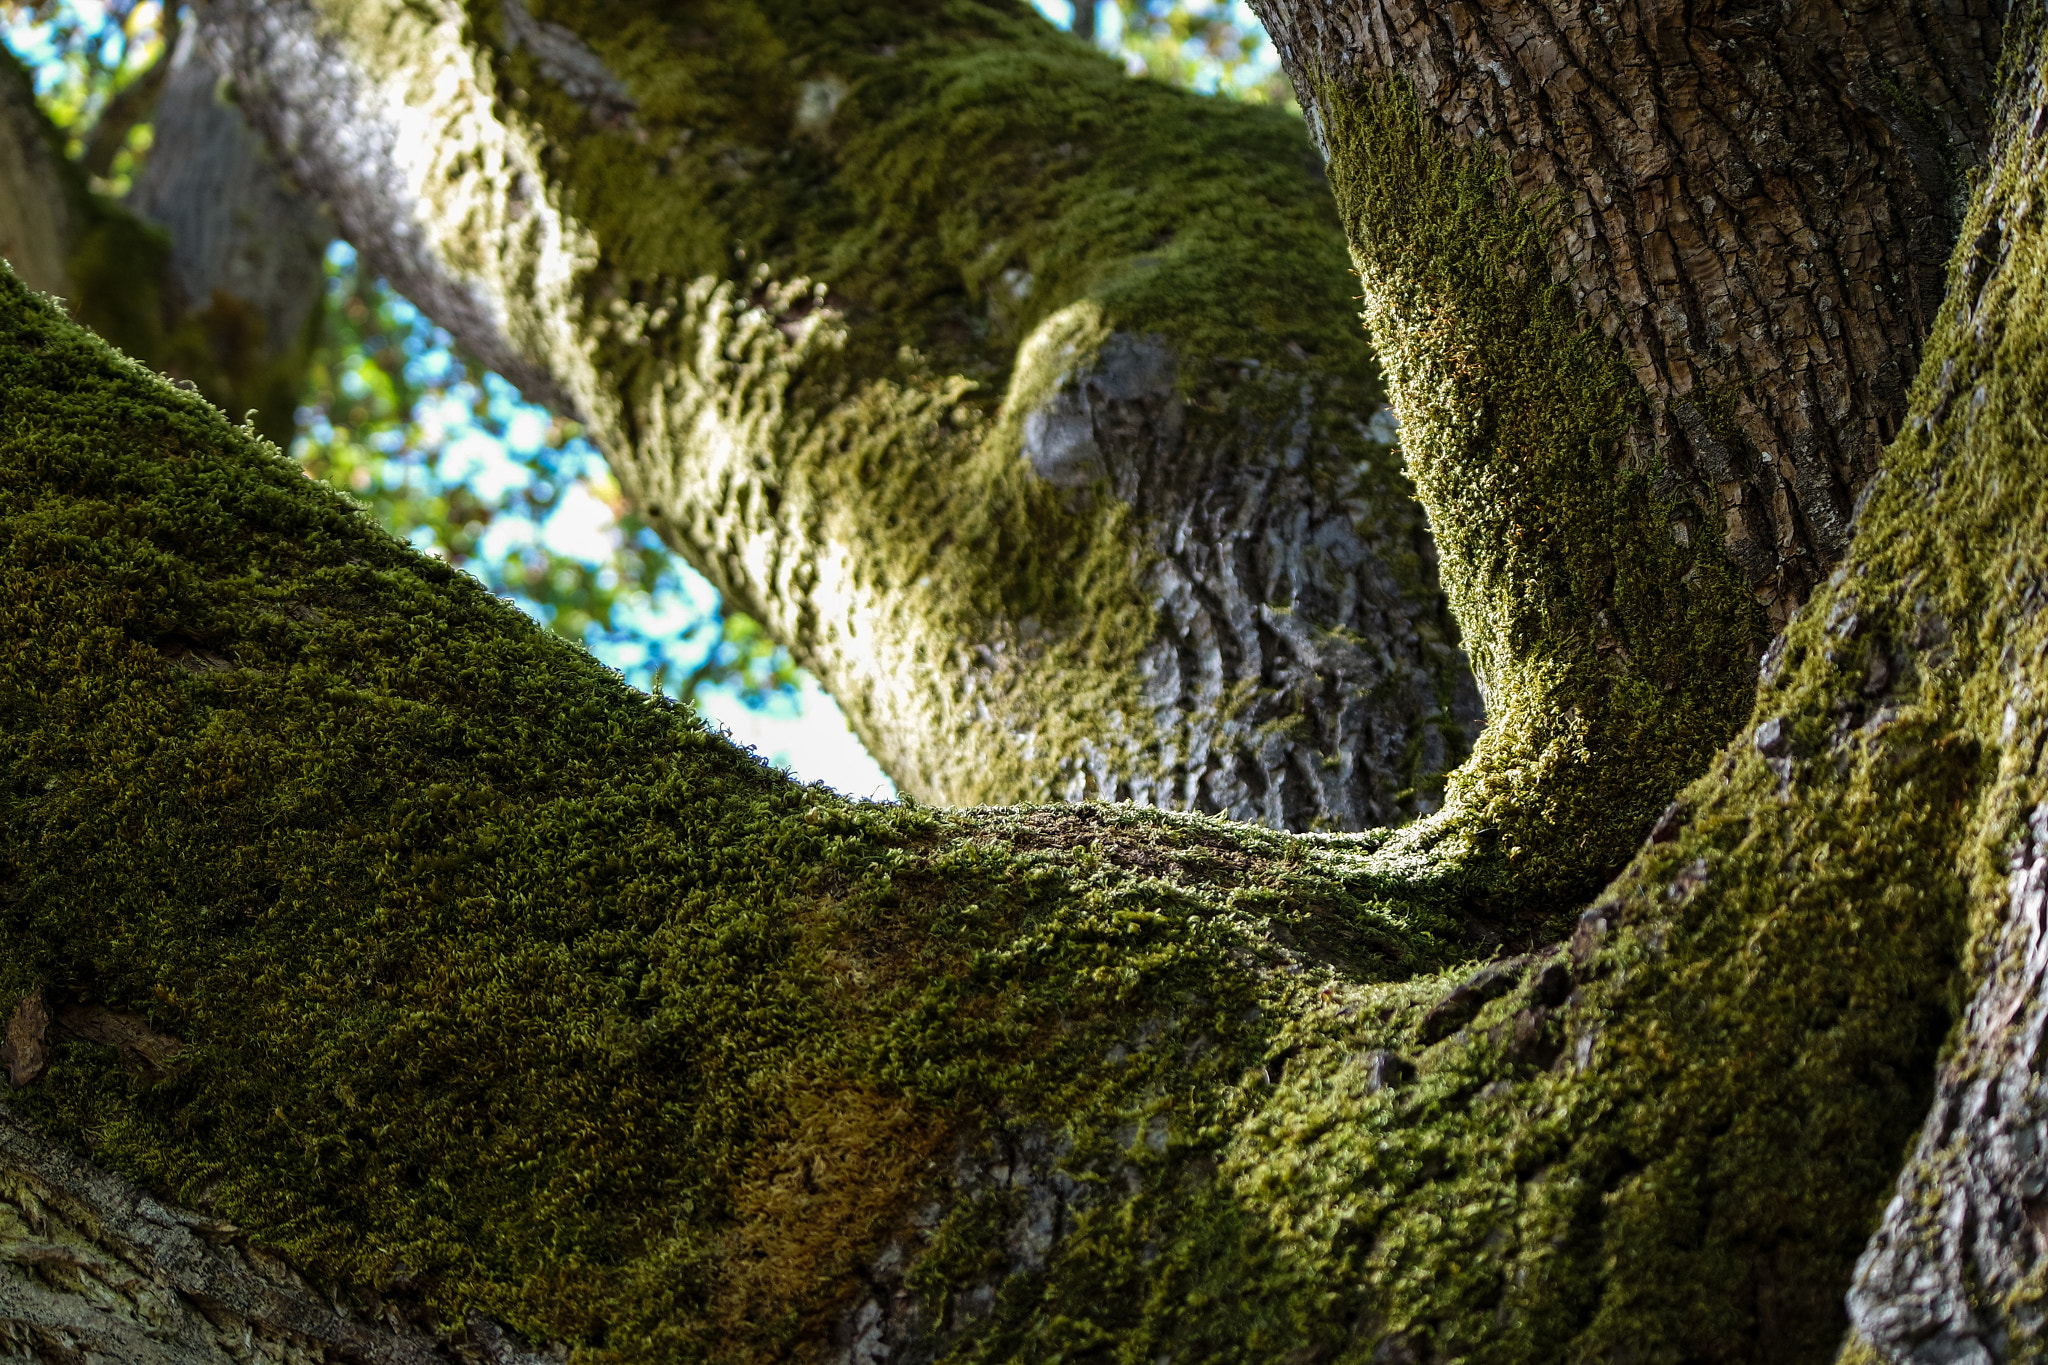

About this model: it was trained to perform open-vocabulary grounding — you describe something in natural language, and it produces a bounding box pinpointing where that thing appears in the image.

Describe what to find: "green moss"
[0,257,1461,1359]
[1312,78,1767,918]
[14,12,2043,1358]
[954,45,2048,1361]
[329,0,1466,820]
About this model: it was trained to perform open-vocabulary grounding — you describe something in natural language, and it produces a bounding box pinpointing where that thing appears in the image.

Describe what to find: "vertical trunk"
[125,26,332,446]
[0,55,71,299]
[0,36,326,446]
[1255,0,2001,623]
[1843,15,2048,1357]
[1234,0,2004,911]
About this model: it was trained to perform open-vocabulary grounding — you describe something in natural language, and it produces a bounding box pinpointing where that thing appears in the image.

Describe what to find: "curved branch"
[194,0,1481,834]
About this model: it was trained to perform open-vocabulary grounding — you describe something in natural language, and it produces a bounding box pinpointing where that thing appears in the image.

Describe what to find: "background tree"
[0,1,2040,1363]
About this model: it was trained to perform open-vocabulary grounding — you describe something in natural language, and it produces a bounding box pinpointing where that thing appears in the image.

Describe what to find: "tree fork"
[4,1,2048,1361]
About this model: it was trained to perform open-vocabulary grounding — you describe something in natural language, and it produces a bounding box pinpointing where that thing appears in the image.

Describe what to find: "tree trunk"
[124,25,333,447]
[193,0,1485,840]
[4,2,2048,1364]
[1256,0,2002,623]
[0,35,326,445]
[0,56,72,300]
[1241,0,2006,913]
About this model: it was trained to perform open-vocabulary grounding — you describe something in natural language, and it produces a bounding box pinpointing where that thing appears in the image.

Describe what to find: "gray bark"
[1849,806,2048,1362]
[0,1100,474,1365]
[0,28,326,442]
[127,26,330,404]
[0,55,73,298]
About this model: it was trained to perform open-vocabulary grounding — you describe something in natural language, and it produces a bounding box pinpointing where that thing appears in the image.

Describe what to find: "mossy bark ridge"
[196,0,1478,833]
[6,1,2048,1362]
[1238,0,2001,917]
[1256,0,2003,625]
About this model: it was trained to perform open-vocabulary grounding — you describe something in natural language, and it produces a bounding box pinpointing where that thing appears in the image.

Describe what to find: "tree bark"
[5,2,2048,1363]
[124,25,332,446]
[1255,0,2002,624]
[0,35,326,445]
[0,55,73,300]
[192,0,1483,838]
[1226,0,2008,914]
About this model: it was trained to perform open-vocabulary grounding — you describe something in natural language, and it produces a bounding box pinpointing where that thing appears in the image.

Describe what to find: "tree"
[0,0,2039,1359]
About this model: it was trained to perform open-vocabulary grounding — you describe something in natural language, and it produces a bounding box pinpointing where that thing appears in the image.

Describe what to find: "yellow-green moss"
[345,0,1470,819]
[1313,78,1766,918]
[14,10,2046,1357]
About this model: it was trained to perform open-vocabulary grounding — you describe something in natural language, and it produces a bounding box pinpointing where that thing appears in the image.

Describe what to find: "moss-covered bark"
[200,0,1478,835]
[1236,0,2002,919]
[0,255,1471,1357]
[1305,80,1767,920]
[0,161,2007,1348]
[9,2,2048,1362]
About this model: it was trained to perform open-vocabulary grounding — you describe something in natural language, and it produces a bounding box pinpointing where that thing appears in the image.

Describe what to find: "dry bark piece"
[0,989,48,1088]
[54,1001,186,1077]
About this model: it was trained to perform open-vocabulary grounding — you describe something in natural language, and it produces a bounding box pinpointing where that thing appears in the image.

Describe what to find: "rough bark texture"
[6,2,2048,1364]
[1840,19,2048,1357]
[1226,0,2004,915]
[194,0,1482,835]
[1256,0,2002,624]
[0,1097,457,1365]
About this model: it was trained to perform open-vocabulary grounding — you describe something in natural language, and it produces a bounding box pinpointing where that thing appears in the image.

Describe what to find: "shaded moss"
[1313,77,1767,920]
[0,259,1461,1359]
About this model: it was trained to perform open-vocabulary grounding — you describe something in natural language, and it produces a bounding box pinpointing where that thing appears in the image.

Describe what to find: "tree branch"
[195,0,1482,837]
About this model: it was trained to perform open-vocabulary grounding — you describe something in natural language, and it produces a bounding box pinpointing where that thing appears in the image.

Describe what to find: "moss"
[14,11,2045,1359]
[964,39,2048,1360]
[1309,77,1767,920]
[0,256,1464,1359]
[302,0,1469,823]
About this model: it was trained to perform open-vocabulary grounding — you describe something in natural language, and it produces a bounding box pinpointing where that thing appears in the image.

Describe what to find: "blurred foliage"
[3,0,170,191]
[295,245,801,707]
[1082,1,1295,106]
